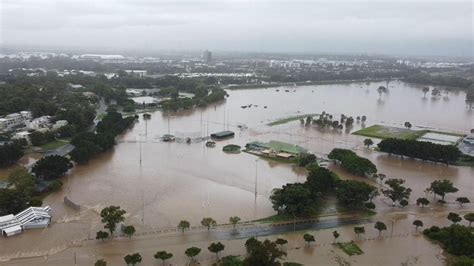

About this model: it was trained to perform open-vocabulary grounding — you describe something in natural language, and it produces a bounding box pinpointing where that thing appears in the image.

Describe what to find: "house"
[12,131,31,144]
[210,131,235,140]
[0,206,52,237]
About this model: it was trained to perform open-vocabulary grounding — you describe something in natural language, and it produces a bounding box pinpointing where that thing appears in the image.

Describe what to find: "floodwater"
[1,80,473,262]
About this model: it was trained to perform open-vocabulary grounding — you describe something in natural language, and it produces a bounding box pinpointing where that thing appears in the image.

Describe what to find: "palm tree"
[229,216,241,230]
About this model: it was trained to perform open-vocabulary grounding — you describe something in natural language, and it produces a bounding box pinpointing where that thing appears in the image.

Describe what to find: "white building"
[463,134,474,145]
[0,111,32,131]
[52,120,68,130]
[0,206,52,237]
[27,115,51,130]
[125,70,147,78]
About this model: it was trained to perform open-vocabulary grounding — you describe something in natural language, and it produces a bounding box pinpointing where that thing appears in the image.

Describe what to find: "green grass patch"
[353,124,427,140]
[336,242,364,256]
[223,144,241,153]
[267,113,319,126]
[40,140,69,150]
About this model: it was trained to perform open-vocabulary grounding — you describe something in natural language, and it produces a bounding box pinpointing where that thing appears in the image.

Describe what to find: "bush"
[29,197,43,207]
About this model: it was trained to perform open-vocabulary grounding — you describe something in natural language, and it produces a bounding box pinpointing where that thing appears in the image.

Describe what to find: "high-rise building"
[203,50,212,64]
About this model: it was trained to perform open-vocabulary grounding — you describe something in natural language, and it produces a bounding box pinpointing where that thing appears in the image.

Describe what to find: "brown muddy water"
[1,80,473,261]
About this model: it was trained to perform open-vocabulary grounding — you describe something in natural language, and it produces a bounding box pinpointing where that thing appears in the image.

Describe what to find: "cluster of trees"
[32,155,73,180]
[29,130,55,146]
[377,138,461,164]
[160,88,227,111]
[70,111,135,164]
[423,223,474,262]
[328,148,377,176]
[0,169,40,216]
[271,166,377,217]
[0,142,24,167]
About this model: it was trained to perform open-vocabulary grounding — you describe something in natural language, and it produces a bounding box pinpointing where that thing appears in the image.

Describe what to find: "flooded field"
[1,80,473,261]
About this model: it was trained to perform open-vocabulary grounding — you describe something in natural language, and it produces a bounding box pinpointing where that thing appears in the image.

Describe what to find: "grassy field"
[267,113,319,126]
[40,140,69,150]
[352,125,428,140]
[336,242,364,255]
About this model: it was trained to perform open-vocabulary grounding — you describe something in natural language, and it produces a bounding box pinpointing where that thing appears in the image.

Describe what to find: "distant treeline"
[377,138,461,164]
[405,73,473,91]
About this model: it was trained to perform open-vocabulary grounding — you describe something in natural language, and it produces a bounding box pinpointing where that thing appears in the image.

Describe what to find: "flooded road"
[1,80,473,261]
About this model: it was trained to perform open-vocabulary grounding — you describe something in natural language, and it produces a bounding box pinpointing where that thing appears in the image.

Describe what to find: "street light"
[255,159,259,199]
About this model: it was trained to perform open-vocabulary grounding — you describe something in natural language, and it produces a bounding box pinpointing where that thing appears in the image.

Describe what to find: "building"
[203,50,212,64]
[12,131,31,144]
[463,134,474,145]
[52,120,68,130]
[0,111,32,131]
[210,131,235,140]
[246,140,307,159]
[125,70,147,78]
[0,206,52,237]
[27,115,51,130]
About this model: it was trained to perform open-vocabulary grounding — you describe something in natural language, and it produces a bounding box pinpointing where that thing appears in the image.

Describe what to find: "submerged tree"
[413,220,423,233]
[374,221,387,237]
[178,220,190,233]
[154,251,173,266]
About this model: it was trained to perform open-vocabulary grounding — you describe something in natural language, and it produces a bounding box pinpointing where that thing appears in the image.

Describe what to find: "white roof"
[0,214,15,223]
[3,225,22,234]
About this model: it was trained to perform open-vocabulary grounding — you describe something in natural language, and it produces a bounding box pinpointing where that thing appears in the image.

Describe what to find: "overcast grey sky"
[0,0,472,56]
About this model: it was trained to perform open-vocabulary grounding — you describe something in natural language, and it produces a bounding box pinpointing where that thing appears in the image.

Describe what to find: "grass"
[40,140,69,150]
[353,124,428,140]
[336,242,364,256]
[267,113,319,126]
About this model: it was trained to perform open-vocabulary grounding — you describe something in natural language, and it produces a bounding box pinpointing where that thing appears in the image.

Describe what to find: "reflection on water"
[1,80,473,258]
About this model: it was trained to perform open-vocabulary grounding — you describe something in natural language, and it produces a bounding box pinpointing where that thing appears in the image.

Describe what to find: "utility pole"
[255,159,259,199]
[139,134,142,166]
[141,189,144,225]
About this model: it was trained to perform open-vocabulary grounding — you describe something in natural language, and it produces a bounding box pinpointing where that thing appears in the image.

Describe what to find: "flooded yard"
[1,80,473,261]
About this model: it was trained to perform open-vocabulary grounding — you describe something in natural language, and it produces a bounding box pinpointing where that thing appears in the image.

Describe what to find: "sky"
[0,0,472,57]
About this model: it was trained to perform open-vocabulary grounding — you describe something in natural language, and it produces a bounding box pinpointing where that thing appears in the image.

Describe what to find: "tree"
[422,87,430,98]
[332,230,340,243]
[363,138,374,148]
[243,238,286,266]
[377,86,387,99]
[463,213,474,227]
[374,221,387,237]
[154,251,173,266]
[0,143,24,167]
[95,259,107,266]
[382,178,412,206]
[400,199,409,208]
[456,197,470,207]
[430,180,458,201]
[275,238,288,249]
[303,233,315,246]
[328,148,377,176]
[208,242,225,260]
[124,253,142,266]
[123,225,135,238]
[220,255,243,266]
[96,230,109,242]
[185,247,201,262]
[201,217,217,231]
[336,180,377,208]
[178,220,190,233]
[416,197,430,208]
[31,155,73,180]
[100,206,126,235]
[270,183,312,216]
[404,121,412,129]
[354,226,365,239]
[466,91,474,109]
[413,220,423,233]
[229,216,241,230]
[447,212,462,224]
